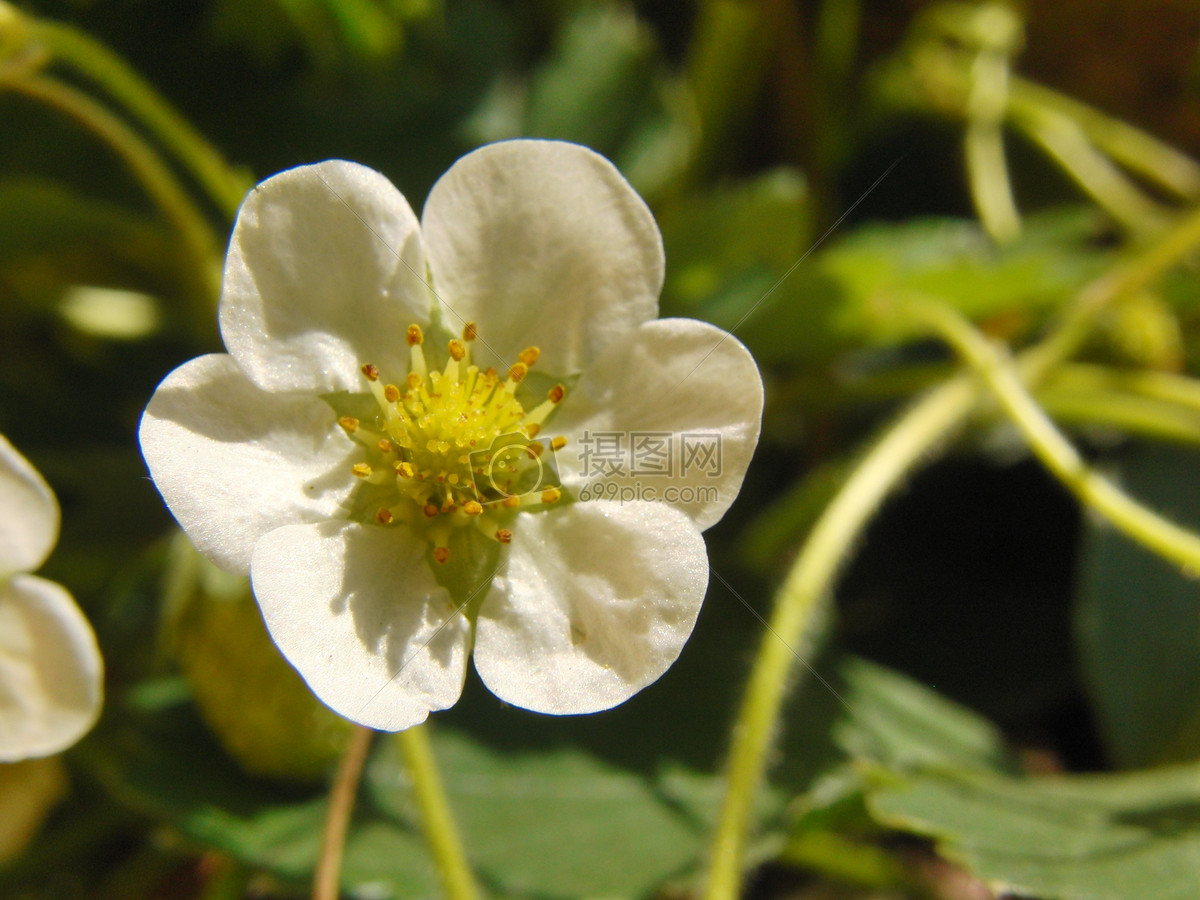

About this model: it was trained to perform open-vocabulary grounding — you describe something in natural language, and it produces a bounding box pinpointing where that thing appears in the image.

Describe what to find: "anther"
[526,424,541,437]
[507,362,528,383]
[384,384,402,403]
[448,339,466,362]
[352,463,373,479]
[502,495,520,509]
[433,546,450,564]
[462,322,477,342]
[519,346,540,366]
[338,416,359,433]
[495,529,513,544]
[375,508,394,524]
[551,436,567,451]
[541,487,561,504]
[406,372,422,389]
[462,500,483,517]
[406,324,424,346]
[548,384,565,404]
[361,364,379,381]
[377,439,394,454]
[423,502,439,518]
[395,461,415,479]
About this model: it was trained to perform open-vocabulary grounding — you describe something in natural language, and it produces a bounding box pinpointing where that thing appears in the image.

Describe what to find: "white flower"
[140,140,763,731]
[0,434,103,761]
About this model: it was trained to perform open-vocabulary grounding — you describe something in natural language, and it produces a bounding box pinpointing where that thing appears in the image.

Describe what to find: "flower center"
[338,322,566,563]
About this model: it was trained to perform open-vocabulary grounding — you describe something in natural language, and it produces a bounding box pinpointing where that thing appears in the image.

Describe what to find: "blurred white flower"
[140,140,762,730]
[0,435,103,761]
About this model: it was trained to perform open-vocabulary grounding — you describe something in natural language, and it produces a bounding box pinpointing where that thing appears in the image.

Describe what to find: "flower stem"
[313,725,374,900]
[702,373,978,900]
[29,16,250,217]
[396,724,481,900]
[913,298,1200,572]
[1,73,223,335]
[701,194,1200,900]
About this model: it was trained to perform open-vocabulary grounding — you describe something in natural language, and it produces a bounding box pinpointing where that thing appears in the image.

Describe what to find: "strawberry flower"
[0,434,103,760]
[140,140,762,730]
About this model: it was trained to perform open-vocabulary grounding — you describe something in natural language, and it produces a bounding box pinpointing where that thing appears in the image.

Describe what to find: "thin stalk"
[1011,77,1200,202]
[313,725,374,900]
[915,298,1200,572]
[1,74,223,334]
[397,725,481,900]
[702,374,978,900]
[30,17,249,217]
[701,197,1200,900]
[1008,88,1171,235]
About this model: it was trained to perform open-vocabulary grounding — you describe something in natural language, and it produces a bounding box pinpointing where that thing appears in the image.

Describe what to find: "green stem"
[915,298,1200,572]
[965,120,1020,243]
[701,195,1200,900]
[30,17,250,217]
[1007,86,1171,235]
[397,725,481,900]
[313,725,374,900]
[2,73,222,333]
[702,374,978,900]
[1011,77,1200,202]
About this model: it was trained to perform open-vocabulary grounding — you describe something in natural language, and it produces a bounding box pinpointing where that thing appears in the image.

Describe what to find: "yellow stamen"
[462,322,477,342]
[384,383,401,403]
[519,346,540,367]
[541,487,561,504]
[352,463,373,479]
[375,508,394,524]
[448,339,466,362]
[338,416,359,433]
[551,436,567,451]
[406,324,424,346]
[495,529,513,544]
[507,362,528,383]
[361,363,379,381]
[433,546,450,564]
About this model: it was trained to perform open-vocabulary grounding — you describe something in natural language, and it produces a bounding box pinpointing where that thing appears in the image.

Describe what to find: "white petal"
[139,354,358,575]
[220,160,432,393]
[0,436,58,579]
[474,500,708,714]
[250,521,469,731]
[422,140,663,376]
[0,575,103,762]
[552,318,763,529]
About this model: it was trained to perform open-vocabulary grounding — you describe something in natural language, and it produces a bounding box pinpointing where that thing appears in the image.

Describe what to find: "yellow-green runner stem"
[917,298,1200,572]
[702,199,1200,900]
[30,17,250,217]
[314,725,374,900]
[397,725,482,900]
[1007,86,1171,235]
[1,74,223,331]
[1011,77,1200,202]
[702,373,979,900]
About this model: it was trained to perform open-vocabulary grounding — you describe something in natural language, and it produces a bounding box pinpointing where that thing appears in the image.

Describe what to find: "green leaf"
[835,656,1016,775]
[736,208,1111,367]
[1075,443,1200,767]
[368,727,756,899]
[868,762,1200,900]
[659,168,812,325]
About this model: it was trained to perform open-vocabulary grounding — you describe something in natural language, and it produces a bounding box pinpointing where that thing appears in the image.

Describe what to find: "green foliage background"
[4,1,1200,898]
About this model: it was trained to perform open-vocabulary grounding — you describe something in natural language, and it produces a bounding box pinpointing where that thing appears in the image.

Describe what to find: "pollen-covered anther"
[462,322,477,342]
[495,529,513,544]
[395,461,415,479]
[541,487,562,504]
[462,500,483,517]
[502,495,520,509]
[406,372,422,389]
[518,346,540,366]
[406,324,424,346]
[551,436,567,451]
[447,339,466,362]
[338,416,359,433]
[432,546,450,564]
[361,363,379,381]
[384,383,402,403]
[352,463,373,479]
[423,502,439,518]
[375,508,394,524]
[507,362,528,383]
[526,424,541,437]
[377,438,394,454]
[548,384,565,404]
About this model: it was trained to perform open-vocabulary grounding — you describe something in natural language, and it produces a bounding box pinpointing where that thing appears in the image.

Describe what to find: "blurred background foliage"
[4,0,1200,898]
